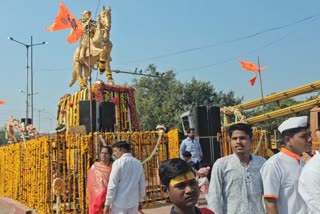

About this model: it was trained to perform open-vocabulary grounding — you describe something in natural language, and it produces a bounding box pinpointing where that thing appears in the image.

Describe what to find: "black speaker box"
[79,100,96,133]
[208,106,222,162]
[192,106,208,136]
[21,118,32,125]
[96,102,115,132]
[208,106,221,136]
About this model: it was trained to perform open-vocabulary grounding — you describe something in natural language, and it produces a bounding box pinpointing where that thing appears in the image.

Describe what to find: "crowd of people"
[86,116,320,214]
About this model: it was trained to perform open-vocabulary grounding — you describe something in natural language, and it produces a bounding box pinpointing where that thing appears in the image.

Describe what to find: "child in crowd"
[197,166,210,200]
[182,150,196,169]
[159,158,214,214]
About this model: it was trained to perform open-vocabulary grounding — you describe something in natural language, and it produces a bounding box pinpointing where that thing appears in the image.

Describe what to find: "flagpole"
[86,15,93,214]
[257,56,265,106]
[88,19,93,136]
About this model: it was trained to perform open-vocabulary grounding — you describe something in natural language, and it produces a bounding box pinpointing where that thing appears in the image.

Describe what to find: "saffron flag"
[240,60,266,72]
[46,2,84,43]
[249,75,257,86]
[0,100,5,105]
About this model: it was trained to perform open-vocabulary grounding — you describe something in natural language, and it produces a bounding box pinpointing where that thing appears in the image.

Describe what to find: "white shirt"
[208,154,266,214]
[260,148,308,214]
[299,151,320,214]
[105,153,146,208]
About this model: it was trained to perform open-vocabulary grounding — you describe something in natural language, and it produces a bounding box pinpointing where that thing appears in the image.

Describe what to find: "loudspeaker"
[208,106,222,162]
[208,106,221,136]
[96,102,115,132]
[199,137,212,166]
[79,100,96,133]
[192,106,208,136]
[21,118,32,125]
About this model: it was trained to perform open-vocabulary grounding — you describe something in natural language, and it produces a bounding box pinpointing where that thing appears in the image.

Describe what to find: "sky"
[1,0,319,132]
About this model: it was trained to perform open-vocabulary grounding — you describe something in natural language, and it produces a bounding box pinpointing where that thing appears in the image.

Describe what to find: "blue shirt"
[179,137,203,163]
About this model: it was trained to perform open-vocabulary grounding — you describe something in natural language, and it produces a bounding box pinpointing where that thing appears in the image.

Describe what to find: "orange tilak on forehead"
[170,171,195,187]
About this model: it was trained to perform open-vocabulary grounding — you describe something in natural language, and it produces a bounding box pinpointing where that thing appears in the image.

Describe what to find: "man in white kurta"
[299,150,320,213]
[207,123,266,214]
[104,141,146,214]
[260,116,312,214]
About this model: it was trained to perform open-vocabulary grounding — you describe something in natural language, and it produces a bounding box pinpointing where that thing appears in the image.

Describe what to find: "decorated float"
[0,4,180,213]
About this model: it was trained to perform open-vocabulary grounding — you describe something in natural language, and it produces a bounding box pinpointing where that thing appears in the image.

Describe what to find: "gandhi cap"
[278,116,308,134]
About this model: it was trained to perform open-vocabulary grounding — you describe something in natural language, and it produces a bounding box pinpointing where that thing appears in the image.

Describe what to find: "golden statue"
[69,7,114,88]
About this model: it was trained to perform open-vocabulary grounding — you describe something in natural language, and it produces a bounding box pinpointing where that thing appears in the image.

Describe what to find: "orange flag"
[46,2,84,43]
[0,100,5,105]
[240,60,267,72]
[249,75,257,86]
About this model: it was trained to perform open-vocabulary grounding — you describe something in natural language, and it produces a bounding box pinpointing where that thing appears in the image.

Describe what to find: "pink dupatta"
[87,162,112,214]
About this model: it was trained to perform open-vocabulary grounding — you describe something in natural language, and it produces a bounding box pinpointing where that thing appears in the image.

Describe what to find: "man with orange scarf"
[87,146,113,214]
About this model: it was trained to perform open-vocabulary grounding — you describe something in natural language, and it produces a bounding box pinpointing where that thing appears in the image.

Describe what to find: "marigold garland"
[0,131,176,213]
[167,129,179,159]
[57,81,139,132]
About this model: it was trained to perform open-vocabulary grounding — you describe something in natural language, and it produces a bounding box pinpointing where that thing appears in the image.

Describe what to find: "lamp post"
[9,36,47,125]
[19,90,39,125]
[36,108,46,132]
[45,117,53,132]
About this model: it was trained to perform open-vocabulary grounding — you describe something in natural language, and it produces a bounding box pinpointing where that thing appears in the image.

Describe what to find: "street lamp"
[35,108,46,132]
[45,117,53,132]
[9,36,47,126]
[19,90,39,125]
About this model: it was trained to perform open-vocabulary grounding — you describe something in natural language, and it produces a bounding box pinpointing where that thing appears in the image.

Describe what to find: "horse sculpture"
[69,7,114,88]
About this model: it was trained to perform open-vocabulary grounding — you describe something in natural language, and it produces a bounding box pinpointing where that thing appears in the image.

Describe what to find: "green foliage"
[0,129,7,146]
[132,65,242,131]
[246,97,306,132]
[132,65,184,130]
[180,77,242,112]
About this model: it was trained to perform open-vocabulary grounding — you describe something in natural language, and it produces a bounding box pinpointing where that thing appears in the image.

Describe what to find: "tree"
[0,128,7,146]
[132,65,183,130]
[181,78,242,110]
[246,97,302,133]
[132,65,242,130]
[213,91,243,107]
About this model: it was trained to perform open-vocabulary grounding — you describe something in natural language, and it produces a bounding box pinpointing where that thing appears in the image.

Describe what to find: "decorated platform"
[57,80,139,132]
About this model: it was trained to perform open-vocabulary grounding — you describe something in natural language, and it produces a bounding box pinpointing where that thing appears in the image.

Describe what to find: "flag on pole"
[249,75,257,86]
[240,60,266,72]
[46,2,84,43]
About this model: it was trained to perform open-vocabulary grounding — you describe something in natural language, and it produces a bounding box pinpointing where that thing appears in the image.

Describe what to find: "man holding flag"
[46,2,84,44]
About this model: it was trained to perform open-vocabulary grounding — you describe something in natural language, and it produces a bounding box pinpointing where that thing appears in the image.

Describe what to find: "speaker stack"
[192,106,209,137]
[79,100,115,133]
[208,106,222,162]
[192,106,222,166]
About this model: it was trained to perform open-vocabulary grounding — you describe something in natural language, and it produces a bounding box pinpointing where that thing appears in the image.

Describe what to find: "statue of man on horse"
[69,7,114,89]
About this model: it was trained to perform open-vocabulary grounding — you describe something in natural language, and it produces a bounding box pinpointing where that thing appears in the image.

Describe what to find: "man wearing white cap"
[298,128,320,213]
[260,116,312,214]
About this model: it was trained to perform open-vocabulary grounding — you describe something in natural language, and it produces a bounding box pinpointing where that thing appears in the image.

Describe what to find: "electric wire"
[37,13,319,73]
[118,14,319,64]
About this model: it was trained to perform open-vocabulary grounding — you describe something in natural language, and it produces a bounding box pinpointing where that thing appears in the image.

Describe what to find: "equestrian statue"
[69,7,114,88]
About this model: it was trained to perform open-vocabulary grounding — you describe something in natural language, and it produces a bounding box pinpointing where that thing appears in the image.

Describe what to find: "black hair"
[281,126,310,139]
[101,145,113,162]
[182,151,192,158]
[187,128,195,134]
[159,158,192,187]
[112,141,131,152]
[228,123,253,139]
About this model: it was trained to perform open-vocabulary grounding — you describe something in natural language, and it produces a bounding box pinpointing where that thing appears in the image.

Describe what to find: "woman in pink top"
[87,146,113,214]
